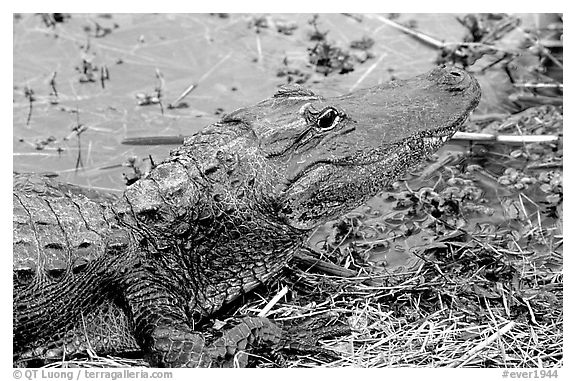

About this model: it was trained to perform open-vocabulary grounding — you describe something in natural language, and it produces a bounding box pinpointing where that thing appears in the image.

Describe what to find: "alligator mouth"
[285,110,473,193]
[287,133,456,189]
[285,160,331,190]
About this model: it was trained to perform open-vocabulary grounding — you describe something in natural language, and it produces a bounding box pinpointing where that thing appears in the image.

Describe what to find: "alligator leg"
[123,276,206,367]
[124,276,283,367]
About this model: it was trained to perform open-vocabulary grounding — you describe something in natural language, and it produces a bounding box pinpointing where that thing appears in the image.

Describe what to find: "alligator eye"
[316,108,341,130]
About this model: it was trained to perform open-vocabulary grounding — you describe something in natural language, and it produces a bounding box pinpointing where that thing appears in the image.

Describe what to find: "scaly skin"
[13,66,481,367]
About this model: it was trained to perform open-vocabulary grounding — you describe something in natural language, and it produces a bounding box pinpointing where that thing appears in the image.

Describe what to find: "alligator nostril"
[450,71,461,77]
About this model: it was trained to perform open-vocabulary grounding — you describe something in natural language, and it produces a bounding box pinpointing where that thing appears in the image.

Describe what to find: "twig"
[522,298,538,325]
[168,83,197,109]
[537,45,563,70]
[443,41,517,54]
[255,33,262,63]
[369,14,464,57]
[447,321,515,367]
[349,54,387,92]
[513,82,563,89]
[452,131,559,145]
[294,248,357,278]
[155,68,164,115]
[121,135,184,146]
[71,108,87,171]
[164,52,232,109]
[375,16,444,48]
[526,162,562,170]
[74,130,84,171]
[509,94,563,107]
[49,71,58,98]
[469,113,510,123]
[478,53,515,74]
[197,52,233,83]
[100,65,110,89]
[293,247,381,286]
[258,286,288,317]
[341,13,363,23]
[24,86,35,126]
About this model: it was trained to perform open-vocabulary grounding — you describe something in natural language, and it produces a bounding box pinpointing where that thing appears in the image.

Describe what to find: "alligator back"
[13,174,118,288]
[13,174,139,360]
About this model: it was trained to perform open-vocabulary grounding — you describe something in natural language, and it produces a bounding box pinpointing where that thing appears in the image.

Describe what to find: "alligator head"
[210,66,480,231]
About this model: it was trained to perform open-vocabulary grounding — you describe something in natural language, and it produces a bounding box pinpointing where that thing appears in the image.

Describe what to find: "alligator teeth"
[423,137,442,145]
[424,135,451,145]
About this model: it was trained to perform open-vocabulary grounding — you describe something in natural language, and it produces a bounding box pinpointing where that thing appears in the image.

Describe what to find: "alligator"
[13,66,481,367]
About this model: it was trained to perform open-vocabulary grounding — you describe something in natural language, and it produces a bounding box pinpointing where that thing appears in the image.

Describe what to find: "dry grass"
[275,241,563,368]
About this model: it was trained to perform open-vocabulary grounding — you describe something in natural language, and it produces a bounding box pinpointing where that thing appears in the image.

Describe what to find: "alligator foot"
[201,315,350,367]
[146,316,283,367]
[206,316,284,367]
[214,313,351,366]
